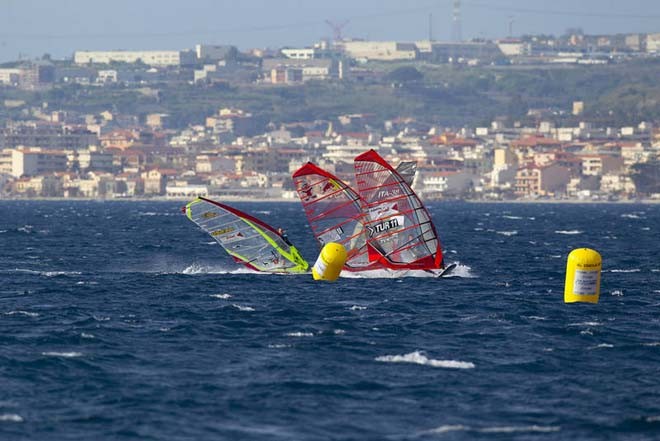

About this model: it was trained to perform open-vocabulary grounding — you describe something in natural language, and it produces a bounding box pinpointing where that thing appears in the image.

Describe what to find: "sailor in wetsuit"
[277,227,293,246]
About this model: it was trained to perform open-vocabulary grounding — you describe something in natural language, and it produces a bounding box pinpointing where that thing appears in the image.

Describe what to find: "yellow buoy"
[564,248,602,304]
[312,242,347,281]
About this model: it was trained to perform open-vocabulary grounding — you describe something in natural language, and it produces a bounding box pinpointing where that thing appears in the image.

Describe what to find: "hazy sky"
[1,0,659,62]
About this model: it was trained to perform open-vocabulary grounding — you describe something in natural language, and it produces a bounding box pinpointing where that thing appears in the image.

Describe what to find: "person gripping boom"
[277,227,293,246]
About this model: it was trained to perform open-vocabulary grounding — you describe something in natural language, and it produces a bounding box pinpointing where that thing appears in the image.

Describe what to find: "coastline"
[1,196,659,204]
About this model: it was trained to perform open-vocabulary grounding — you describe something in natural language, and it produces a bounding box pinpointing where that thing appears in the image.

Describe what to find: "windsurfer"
[277,227,293,246]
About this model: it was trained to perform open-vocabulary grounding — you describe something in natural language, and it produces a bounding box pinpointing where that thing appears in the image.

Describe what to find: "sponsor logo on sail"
[367,216,404,237]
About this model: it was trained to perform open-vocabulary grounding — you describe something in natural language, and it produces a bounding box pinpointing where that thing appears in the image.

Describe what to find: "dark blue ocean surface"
[1,200,660,440]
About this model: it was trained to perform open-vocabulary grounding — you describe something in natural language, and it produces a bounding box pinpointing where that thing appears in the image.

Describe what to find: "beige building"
[12,175,62,197]
[600,173,636,194]
[579,154,624,176]
[146,113,170,129]
[496,40,531,57]
[572,101,584,116]
[74,50,196,67]
[515,163,571,197]
[646,33,660,53]
[340,41,417,61]
[195,155,236,174]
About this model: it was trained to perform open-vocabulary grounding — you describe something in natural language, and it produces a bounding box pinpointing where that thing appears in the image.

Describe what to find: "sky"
[1,0,659,62]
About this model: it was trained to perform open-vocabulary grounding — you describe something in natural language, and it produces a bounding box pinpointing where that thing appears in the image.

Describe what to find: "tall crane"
[325,19,349,42]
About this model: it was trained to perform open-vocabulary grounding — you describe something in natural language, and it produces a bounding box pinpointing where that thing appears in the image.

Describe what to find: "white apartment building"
[74,50,196,67]
[10,148,68,177]
[0,68,21,85]
[281,48,318,60]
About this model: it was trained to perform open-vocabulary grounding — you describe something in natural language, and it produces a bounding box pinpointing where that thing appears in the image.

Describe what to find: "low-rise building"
[515,163,571,197]
[74,50,196,67]
[340,41,417,61]
[579,154,624,176]
[165,183,208,198]
[12,175,62,197]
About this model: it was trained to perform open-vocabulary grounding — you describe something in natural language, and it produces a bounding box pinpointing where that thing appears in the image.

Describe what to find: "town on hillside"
[1,31,660,201]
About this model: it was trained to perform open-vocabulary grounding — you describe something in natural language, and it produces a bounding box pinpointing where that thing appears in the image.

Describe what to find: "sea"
[1,200,660,440]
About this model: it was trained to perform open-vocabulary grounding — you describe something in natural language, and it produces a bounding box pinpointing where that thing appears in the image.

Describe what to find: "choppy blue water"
[1,200,660,440]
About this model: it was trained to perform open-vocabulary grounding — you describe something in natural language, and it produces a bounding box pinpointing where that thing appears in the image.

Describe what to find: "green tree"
[385,66,423,83]
[630,161,660,195]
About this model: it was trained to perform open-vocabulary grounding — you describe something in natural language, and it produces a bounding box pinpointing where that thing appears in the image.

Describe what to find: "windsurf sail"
[292,162,384,270]
[185,197,308,273]
[354,149,444,270]
[396,161,417,187]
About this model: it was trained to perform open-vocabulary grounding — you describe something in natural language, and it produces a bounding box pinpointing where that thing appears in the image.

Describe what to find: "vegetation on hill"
[1,60,658,128]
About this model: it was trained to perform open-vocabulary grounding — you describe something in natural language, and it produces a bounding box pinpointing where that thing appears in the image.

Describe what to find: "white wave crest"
[43,271,82,277]
[231,304,255,312]
[496,230,518,236]
[179,263,298,276]
[480,425,560,433]
[502,215,523,220]
[425,425,467,434]
[42,351,83,358]
[81,333,95,339]
[422,424,559,435]
[6,268,81,277]
[569,321,602,327]
[350,305,367,310]
[210,293,232,299]
[0,414,24,422]
[4,310,39,317]
[591,343,614,349]
[138,212,179,217]
[375,351,475,369]
[554,230,583,235]
[286,332,314,337]
[608,269,640,273]
[621,213,642,219]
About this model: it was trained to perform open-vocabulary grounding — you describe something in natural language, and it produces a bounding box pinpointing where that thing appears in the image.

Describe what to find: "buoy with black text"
[312,242,347,281]
[564,248,602,304]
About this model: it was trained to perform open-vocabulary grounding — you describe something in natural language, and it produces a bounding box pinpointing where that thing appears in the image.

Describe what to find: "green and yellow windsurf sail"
[185,197,308,273]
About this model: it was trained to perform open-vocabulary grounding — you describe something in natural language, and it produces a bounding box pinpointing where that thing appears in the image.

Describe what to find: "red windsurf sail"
[354,149,444,270]
[292,162,385,271]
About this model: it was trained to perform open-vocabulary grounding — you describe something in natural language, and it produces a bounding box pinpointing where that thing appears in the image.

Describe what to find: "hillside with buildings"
[1,33,660,201]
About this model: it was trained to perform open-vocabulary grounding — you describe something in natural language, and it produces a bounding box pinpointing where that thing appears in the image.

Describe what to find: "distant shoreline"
[1,197,659,204]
